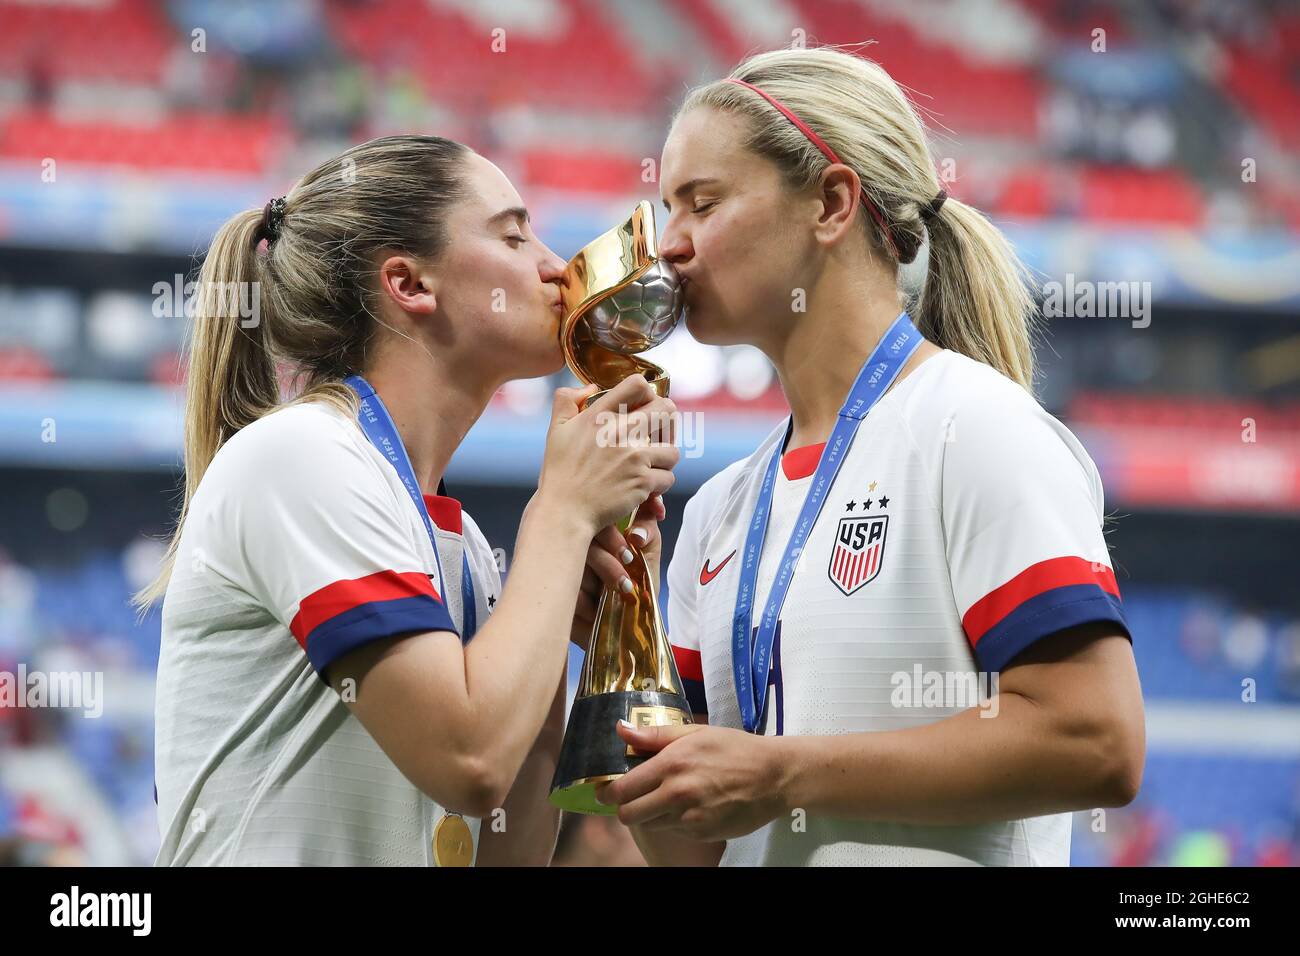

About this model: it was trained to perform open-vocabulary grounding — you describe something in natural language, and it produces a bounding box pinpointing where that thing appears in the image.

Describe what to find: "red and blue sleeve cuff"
[671,644,708,716]
[963,556,1130,673]
[290,570,458,680]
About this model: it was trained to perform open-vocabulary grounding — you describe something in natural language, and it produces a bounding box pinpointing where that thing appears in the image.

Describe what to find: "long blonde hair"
[677,46,1036,389]
[134,134,469,609]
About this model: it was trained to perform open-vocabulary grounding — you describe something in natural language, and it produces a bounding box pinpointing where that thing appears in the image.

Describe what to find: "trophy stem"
[576,546,674,697]
[550,471,692,815]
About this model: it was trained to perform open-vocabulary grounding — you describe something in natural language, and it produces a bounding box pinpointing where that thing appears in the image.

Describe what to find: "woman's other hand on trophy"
[572,494,667,648]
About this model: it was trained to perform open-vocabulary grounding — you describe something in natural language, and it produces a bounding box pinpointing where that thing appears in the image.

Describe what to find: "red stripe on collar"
[422,494,462,535]
[781,442,826,481]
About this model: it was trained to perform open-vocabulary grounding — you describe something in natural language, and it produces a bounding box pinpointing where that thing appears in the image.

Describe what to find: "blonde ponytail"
[916,196,1035,390]
[184,208,280,501]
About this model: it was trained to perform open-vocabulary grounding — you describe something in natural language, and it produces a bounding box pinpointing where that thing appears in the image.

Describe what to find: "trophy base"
[549,689,692,815]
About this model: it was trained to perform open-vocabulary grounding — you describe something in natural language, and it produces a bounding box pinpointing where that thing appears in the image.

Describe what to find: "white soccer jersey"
[154,401,501,866]
[667,349,1129,867]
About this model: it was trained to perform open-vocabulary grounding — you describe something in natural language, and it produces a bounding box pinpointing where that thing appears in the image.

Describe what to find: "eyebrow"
[662,177,721,209]
[486,205,530,227]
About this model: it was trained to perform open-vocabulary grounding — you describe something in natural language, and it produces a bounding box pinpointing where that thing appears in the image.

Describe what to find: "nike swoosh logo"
[700,550,738,586]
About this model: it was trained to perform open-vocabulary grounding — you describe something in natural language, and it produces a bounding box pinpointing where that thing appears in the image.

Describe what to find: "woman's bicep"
[328,628,497,812]
[998,622,1145,805]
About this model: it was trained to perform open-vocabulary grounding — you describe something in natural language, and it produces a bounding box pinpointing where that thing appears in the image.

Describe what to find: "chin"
[683,306,732,347]
[540,347,566,377]
[519,317,566,372]
[683,306,706,340]
[487,332,564,384]
[524,337,566,378]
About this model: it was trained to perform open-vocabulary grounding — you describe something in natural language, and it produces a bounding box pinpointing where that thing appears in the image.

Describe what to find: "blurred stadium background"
[1,0,1298,867]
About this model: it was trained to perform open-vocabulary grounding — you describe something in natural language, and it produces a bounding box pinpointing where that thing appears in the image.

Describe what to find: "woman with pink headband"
[587,46,1144,867]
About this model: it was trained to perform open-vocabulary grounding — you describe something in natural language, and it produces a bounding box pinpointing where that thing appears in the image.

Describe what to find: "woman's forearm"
[476,667,566,865]
[461,496,592,793]
[777,692,1138,827]
[629,826,724,866]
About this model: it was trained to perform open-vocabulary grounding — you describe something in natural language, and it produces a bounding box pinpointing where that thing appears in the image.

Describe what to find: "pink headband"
[725,77,900,260]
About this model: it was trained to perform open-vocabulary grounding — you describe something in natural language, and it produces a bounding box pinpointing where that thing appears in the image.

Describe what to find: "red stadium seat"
[1080,166,1204,227]
[0,111,286,175]
[0,347,55,382]
[0,0,171,84]
[326,0,656,113]
[521,149,645,195]
[1223,42,1300,152]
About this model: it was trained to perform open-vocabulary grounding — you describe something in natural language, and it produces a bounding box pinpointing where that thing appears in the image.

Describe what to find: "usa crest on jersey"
[829,514,888,595]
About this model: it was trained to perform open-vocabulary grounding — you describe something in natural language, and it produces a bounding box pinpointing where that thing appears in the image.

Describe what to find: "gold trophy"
[549,200,692,814]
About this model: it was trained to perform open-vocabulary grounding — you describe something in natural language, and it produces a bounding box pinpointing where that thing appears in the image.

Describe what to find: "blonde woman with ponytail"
[141,135,679,865]
[590,48,1144,867]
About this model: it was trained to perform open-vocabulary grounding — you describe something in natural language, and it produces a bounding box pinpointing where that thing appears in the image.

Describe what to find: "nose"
[658,214,693,267]
[538,245,566,285]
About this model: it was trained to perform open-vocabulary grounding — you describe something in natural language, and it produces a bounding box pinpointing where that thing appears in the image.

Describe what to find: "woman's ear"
[377,254,438,315]
[812,163,863,246]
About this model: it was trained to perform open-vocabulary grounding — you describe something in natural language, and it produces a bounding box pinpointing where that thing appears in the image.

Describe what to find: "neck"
[363,349,500,496]
[767,276,936,451]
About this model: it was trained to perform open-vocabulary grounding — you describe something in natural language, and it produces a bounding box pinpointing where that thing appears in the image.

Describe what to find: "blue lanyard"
[731,313,923,732]
[344,375,477,642]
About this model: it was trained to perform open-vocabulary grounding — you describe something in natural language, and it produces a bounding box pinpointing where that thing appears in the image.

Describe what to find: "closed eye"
[506,234,528,246]
[692,201,717,215]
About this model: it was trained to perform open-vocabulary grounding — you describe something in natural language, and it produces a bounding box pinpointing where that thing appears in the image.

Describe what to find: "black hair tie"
[254,196,287,248]
[922,188,947,221]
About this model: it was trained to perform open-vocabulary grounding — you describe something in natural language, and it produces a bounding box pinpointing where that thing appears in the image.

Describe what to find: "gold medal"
[433,812,474,867]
